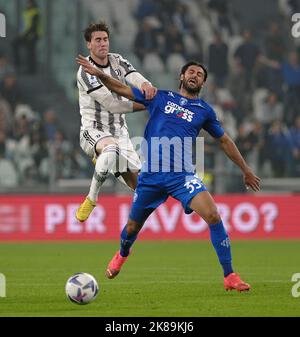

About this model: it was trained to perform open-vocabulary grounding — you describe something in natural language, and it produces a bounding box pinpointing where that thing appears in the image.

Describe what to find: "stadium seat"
[150,71,176,90]
[166,53,187,73]
[142,53,165,73]
[183,35,200,59]
[123,53,142,70]
[227,35,243,67]
[0,159,18,187]
[196,15,214,50]
[252,88,269,121]
[111,22,138,52]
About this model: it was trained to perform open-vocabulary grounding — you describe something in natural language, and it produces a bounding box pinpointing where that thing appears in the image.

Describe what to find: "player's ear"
[180,74,184,81]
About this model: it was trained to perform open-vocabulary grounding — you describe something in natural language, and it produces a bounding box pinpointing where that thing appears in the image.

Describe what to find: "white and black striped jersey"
[77,53,149,137]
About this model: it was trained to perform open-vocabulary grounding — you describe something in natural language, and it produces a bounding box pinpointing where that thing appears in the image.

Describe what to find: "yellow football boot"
[75,197,96,222]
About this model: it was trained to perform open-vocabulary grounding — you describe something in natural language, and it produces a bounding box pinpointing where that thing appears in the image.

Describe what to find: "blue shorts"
[129,172,207,224]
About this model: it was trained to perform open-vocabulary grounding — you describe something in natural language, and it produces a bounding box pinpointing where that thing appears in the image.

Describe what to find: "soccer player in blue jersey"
[77,55,261,292]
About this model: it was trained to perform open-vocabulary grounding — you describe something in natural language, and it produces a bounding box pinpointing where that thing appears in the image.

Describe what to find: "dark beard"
[182,80,201,95]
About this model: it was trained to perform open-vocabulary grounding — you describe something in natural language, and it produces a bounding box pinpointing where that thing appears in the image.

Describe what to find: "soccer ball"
[65,272,99,305]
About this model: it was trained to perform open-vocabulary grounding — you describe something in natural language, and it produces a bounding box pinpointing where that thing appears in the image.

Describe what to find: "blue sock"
[120,225,138,257]
[209,221,233,277]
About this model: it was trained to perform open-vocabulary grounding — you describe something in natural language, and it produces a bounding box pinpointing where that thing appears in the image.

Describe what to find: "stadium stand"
[0,0,300,193]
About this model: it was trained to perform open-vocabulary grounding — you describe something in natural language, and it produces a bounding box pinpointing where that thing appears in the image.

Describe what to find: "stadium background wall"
[0,195,299,240]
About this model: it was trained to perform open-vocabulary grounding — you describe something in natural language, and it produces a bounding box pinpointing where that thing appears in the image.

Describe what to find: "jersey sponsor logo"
[164,101,194,122]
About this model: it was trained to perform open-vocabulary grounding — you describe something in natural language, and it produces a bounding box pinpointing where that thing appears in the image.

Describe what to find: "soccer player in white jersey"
[76,22,157,222]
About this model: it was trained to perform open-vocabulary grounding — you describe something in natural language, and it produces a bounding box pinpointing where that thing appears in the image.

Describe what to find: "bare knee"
[126,219,143,234]
[205,210,221,225]
[95,138,116,156]
[121,171,138,190]
[129,171,139,190]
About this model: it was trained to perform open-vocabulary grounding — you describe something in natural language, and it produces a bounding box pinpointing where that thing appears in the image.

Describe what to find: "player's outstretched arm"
[218,133,261,192]
[76,55,135,101]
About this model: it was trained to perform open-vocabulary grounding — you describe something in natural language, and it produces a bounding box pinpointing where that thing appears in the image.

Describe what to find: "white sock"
[88,144,119,202]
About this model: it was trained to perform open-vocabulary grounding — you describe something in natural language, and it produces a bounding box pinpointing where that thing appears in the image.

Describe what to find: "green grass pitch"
[0,240,300,317]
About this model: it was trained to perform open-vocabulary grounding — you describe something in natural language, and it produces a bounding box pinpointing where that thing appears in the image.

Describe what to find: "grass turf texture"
[0,241,299,317]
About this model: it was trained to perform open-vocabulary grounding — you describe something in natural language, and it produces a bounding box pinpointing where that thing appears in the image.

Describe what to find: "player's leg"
[189,191,233,275]
[77,132,140,221]
[189,191,250,292]
[88,136,119,201]
[114,135,141,191]
[117,170,139,190]
[105,218,145,279]
[106,174,167,279]
[169,173,250,292]
[91,135,139,191]
[76,131,119,222]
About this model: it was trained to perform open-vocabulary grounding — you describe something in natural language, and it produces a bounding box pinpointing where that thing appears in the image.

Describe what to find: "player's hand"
[244,169,261,192]
[76,55,100,76]
[141,82,157,100]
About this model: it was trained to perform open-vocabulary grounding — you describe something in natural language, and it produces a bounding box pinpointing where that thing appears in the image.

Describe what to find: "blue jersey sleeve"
[203,107,225,138]
[131,87,154,107]
[131,87,160,116]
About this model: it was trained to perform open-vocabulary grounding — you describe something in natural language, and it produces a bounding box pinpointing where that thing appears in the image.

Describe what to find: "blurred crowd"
[132,0,300,178]
[0,0,300,190]
[0,55,91,188]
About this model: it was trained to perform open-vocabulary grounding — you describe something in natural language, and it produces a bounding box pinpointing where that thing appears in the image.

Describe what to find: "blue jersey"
[132,88,225,173]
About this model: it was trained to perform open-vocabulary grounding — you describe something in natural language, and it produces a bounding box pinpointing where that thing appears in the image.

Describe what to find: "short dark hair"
[84,22,110,42]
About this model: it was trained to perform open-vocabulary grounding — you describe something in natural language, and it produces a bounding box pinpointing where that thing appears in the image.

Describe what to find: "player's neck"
[179,88,199,100]
[90,53,109,67]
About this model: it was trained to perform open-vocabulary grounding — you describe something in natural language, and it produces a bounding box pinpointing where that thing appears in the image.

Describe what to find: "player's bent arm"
[86,67,135,101]
[91,100,145,114]
[218,133,252,174]
[89,88,145,114]
[77,55,135,100]
[97,71,135,101]
[218,133,261,191]
[133,102,146,112]
[126,72,151,90]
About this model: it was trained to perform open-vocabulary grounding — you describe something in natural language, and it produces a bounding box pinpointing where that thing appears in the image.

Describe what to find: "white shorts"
[80,129,141,173]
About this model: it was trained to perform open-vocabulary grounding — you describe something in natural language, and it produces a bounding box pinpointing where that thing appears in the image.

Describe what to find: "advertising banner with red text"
[0,195,299,240]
